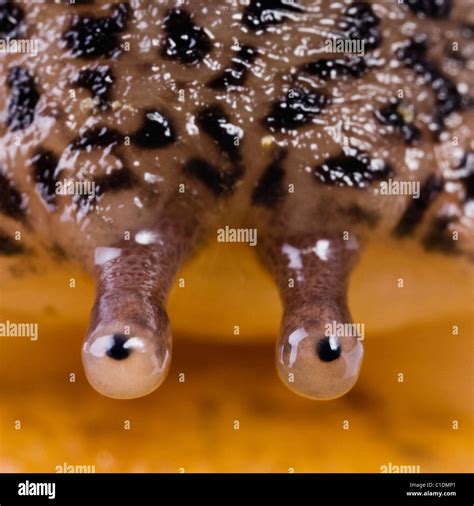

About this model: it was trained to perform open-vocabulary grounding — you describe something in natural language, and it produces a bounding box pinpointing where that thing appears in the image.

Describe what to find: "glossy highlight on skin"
[278,328,364,400]
[0,0,473,402]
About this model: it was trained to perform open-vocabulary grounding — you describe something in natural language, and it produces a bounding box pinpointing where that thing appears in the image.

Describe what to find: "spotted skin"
[0,0,473,400]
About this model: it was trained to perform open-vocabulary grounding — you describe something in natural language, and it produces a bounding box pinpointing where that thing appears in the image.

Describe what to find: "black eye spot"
[0,170,25,221]
[313,149,392,188]
[6,66,40,131]
[304,56,367,80]
[106,334,130,361]
[31,149,60,209]
[264,89,327,132]
[74,66,114,106]
[131,110,176,149]
[63,2,130,59]
[316,337,341,362]
[0,230,24,256]
[242,0,304,32]
[0,0,24,39]
[340,1,381,50]
[197,105,242,162]
[208,44,257,90]
[375,100,421,144]
[405,0,452,19]
[161,9,212,65]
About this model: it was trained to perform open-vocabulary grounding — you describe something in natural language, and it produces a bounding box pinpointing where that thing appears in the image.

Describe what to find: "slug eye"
[105,334,133,360]
[276,327,363,400]
[82,327,171,399]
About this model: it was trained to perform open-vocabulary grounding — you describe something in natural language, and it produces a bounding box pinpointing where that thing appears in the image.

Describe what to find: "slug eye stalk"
[258,232,364,400]
[82,214,198,399]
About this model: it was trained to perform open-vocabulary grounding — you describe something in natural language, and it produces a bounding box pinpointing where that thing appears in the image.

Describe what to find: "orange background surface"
[0,240,473,472]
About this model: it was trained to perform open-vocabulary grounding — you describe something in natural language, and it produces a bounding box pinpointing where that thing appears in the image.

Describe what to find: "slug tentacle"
[82,214,198,399]
[259,233,364,400]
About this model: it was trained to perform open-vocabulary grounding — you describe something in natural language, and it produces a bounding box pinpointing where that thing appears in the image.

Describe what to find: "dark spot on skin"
[0,230,24,256]
[397,35,428,67]
[313,149,392,188]
[393,174,443,237]
[183,158,242,197]
[131,110,176,149]
[95,167,137,195]
[74,65,114,106]
[51,242,68,261]
[208,45,257,90]
[106,334,130,360]
[460,23,474,40]
[63,2,130,59]
[316,336,341,362]
[343,204,379,227]
[67,0,95,5]
[31,149,60,208]
[252,154,286,208]
[0,0,24,39]
[71,126,122,150]
[161,9,212,65]
[375,99,421,144]
[242,0,304,32]
[444,42,466,64]
[197,105,242,162]
[422,216,458,254]
[76,165,135,209]
[264,88,327,132]
[304,56,367,80]
[397,36,466,135]
[6,66,40,131]
[451,152,474,202]
[0,171,25,221]
[340,1,381,50]
[405,0,452,18]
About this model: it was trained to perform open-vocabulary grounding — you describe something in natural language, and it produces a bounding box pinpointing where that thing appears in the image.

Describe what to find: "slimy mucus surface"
[0,0,473,399]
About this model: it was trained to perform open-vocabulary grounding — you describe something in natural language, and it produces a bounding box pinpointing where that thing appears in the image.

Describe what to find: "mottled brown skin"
[0,0,473,399]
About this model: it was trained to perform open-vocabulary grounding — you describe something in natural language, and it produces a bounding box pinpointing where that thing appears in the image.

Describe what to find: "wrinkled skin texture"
[0,0,473,399]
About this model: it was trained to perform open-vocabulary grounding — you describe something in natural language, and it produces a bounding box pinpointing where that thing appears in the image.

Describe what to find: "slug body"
[0,0,473,399]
